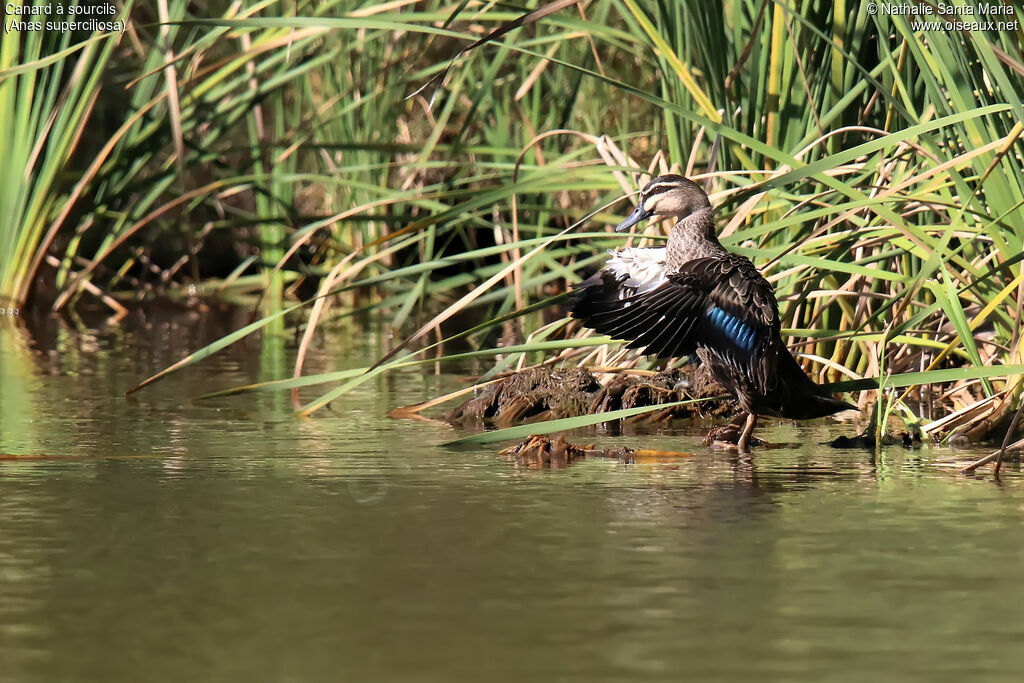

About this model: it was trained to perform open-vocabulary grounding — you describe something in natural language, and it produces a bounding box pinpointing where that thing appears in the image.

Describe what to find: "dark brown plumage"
[571,175,855,451]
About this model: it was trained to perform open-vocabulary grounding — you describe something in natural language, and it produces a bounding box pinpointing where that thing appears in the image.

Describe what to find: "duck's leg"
[737,413,758,453]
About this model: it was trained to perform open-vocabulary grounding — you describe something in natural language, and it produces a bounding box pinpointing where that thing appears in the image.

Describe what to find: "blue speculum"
[707,306,756,352]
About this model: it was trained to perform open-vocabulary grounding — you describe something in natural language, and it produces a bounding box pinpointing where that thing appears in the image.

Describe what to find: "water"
[1,312,1022,682]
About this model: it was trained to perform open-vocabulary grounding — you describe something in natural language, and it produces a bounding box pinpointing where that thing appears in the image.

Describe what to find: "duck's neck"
[666,207,722,270]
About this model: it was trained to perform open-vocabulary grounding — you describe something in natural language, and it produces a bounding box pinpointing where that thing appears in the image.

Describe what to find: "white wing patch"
[604,247,668,298]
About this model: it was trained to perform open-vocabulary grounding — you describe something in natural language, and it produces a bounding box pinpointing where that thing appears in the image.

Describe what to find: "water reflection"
[1,312,1021,682]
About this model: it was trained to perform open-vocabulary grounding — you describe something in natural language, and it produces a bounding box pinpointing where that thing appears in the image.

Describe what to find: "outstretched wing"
[571,253,780,386]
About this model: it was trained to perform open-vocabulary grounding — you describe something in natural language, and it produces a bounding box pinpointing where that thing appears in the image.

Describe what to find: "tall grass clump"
[0,0,133,307]
[5,1,1024,447]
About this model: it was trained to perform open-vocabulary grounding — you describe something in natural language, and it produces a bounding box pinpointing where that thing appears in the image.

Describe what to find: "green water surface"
[1,312,1021,683]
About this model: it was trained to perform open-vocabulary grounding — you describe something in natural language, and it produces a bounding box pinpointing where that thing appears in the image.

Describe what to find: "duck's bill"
[614,205,651,232]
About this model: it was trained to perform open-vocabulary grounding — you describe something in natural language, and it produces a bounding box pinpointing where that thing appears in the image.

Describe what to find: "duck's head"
[615,174,711,232]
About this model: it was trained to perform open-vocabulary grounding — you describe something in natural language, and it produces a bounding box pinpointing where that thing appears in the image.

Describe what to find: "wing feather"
[572,252,780,375]
[674,254,780,390]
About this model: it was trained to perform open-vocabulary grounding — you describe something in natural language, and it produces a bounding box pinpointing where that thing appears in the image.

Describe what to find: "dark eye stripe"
[641,181,681,199]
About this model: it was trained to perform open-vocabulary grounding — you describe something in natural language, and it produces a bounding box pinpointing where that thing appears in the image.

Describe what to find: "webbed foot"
[704,413,764,453]
[703,424,767,451]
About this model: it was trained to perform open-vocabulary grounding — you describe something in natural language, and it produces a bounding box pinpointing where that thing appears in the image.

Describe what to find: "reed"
[4,0,1023,444]
[0,0,134,306]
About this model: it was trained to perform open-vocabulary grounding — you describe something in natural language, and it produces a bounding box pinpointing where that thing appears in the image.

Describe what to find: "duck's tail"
[785,394,858,420]
[777,350,857,419]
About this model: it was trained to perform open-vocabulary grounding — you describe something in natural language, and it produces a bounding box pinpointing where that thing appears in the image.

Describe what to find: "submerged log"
[447,364,734,427]
[499,435,694,468]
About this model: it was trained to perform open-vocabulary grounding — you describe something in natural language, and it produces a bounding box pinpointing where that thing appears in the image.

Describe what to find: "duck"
[570,174,856,452]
